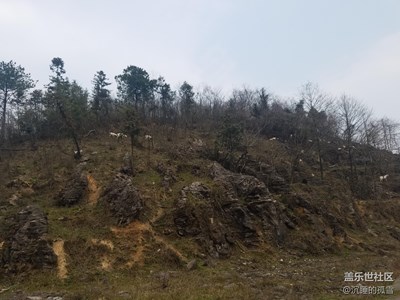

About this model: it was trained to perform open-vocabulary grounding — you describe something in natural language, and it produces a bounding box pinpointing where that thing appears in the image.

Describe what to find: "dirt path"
[87,174,101,205]
[91,238,114,251]
[90,239,114,271]
[53,239,68,279]
[111,218,187,267]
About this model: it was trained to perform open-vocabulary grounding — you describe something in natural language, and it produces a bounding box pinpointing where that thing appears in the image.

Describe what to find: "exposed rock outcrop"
[173,163,295,258]
[0,205,56,273]
[174,181,232,258]
[239,157,289,193]
[55,170,88,207]
[210,162,269,198]
[100,173,143,226]
[156,161,177,190]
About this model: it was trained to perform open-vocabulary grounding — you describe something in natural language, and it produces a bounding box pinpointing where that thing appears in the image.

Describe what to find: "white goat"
[110,132,127,139]
[116,133,128,139]
[73,150,82,159]
[379,174,389,182]
[145,134,154,149]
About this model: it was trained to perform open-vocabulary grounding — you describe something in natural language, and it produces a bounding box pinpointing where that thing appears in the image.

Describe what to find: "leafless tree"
[337,95,371,178]
[299,82,334,180]
[379,117,399,152]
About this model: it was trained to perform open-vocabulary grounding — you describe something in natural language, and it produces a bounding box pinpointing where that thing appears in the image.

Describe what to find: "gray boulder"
[1,205,56,273]
[55,170,88,206]
[100,174,143,226]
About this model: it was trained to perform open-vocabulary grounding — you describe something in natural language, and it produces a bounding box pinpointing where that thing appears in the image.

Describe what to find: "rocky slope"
[0,130,400,299]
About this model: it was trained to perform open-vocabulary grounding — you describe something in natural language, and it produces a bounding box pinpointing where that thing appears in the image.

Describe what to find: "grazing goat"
[74,150,82,159]
[110,132,127,139]
[379,174,389,182]
[116,133,128,139]
[145,134,154,149]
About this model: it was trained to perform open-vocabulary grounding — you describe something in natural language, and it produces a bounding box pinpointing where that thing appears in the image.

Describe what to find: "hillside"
[0,126,400,299]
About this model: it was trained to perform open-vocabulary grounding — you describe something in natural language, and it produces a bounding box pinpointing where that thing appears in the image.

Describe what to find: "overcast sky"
[1,0,400,120]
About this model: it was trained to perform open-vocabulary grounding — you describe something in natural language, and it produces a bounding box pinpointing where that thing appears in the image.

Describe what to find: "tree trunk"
[316,138,324,180]
[57,102,81,158]
[0,91,8,142]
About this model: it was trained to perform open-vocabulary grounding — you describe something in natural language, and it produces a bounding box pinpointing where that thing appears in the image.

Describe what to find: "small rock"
[159,272,169,289]
[8,194,20,206]
[223,283,237,290]
[117,291,130,299]
[202,258,216,267]
[186,259,197,271]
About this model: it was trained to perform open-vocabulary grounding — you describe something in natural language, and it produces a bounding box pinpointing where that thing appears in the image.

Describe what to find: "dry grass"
[0,132,400,299]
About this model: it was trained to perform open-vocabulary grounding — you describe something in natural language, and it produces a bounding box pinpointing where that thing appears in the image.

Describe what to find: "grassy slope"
[0,128,400,299]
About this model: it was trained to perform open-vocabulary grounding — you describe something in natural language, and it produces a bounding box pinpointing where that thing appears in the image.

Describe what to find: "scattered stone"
[117,291,131,299]
[119,152,134,176]
[223,283,237,290]
[182,182,210,198]
[6,177,32,189]
[158,271,170,289]
[388,227,400,241]
[8,194,21,206]
[192,138,205,147]
[156,162,177,190]
[186,259,197,271]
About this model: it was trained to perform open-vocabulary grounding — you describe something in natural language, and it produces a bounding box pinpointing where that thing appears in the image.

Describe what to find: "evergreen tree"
[91,70,111,121]
[45,57,86,158]
[115,66,156,119]
[0,61,35,142]
[179,81,195,128]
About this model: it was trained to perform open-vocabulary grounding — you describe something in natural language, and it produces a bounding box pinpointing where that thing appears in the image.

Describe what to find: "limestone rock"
[55,170,88,207]
[100,173,143,226]
[1,205,56,273]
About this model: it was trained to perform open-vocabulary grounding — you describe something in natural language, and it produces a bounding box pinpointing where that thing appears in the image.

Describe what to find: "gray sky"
[1,0,400,120]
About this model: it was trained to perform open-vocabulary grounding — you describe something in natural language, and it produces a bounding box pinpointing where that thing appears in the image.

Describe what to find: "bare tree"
[337,95,371,178]
[379,117,399,152]
[299,82,333,179]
